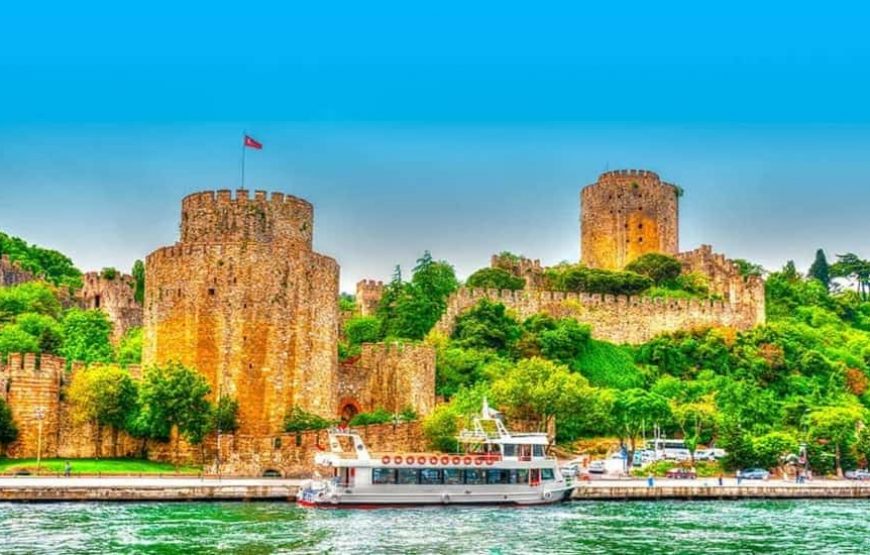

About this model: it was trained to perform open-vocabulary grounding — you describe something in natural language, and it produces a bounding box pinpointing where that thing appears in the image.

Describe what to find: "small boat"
[297,401,574,507]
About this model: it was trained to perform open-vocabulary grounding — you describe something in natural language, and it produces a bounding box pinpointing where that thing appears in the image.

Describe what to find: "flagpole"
[241,131,247,188]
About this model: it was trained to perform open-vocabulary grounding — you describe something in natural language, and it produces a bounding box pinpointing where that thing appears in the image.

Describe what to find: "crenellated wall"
[435,286,763,344]
[355,279,384,317]
[77,271,143,343]
[143,189,340,436]
[338,343,436,419]
[0,255,35,286]
[581,169,680,270]
[490,254,545,289]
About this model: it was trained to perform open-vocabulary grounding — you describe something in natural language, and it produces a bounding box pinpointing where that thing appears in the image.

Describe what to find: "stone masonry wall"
[581,169,679,270]
[435,287,763,345]
[355,279,384,317]
[0,255,35,286]
[338,343,436,418]
[78,271,143,343]
[143,189,340,436]
[490,254,545,290]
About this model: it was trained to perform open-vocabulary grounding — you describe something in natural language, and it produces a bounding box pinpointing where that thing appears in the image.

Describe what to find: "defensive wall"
[490,254,545,289]
[434,287,763,344]
[337,342,436,420]
[77,271,143,343]
[0,255,35,286]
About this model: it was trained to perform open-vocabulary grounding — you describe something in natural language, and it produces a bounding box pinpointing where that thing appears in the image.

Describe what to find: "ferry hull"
[297,485,573,508]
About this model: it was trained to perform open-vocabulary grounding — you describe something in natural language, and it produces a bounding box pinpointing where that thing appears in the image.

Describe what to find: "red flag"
[244,135,262,149]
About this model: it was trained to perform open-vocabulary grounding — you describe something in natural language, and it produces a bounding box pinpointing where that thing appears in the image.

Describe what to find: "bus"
[644,439,691,461]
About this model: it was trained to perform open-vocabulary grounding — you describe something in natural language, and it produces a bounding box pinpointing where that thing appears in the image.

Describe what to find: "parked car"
[588,460,606,474]
[666,468,697,479]
[739,468,770,480]
[845,469,870,481]
[561,464,580,478]
[696,448,727,461]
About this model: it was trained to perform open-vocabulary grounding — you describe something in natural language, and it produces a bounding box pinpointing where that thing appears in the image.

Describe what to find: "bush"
[349,407,393,426]
[452,299,521,353]
[344,316,382,345]
[0,282,62,322]
[625,253,682,285]
[283,406,336,433]
[100,267,119,280]
[466,268,525,291]
[548,265,653,296]
[577,340,644,389]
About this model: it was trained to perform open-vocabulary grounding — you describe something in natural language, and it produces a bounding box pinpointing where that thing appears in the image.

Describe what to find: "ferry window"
[397,469,418,485]
[518,445,532,460]
[443,469,463,485]
[515,469,529,484]
[533,445,545,458]
[487,470,510,485]
[541,468,555,481]
[420,468,441,485]
[464,469,485,485]
[372,468,396,485]
[502,444,516,457]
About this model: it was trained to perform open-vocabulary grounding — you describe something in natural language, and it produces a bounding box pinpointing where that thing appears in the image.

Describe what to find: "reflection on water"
[1,500,869,554]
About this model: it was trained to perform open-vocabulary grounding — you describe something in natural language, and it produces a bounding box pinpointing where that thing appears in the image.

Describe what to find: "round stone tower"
[580,169,680,270]
[143,189,339,435]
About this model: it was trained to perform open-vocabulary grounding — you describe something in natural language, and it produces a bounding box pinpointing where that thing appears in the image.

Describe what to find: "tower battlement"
[180,189,314,248]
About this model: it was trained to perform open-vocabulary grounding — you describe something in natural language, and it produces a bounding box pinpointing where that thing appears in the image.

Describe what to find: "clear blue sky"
[1,2,869,291]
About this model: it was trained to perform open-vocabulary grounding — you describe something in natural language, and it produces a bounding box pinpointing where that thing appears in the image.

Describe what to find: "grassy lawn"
[0,458,200,475]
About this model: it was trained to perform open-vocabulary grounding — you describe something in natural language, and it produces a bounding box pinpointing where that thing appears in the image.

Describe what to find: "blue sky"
[1,2,869,291]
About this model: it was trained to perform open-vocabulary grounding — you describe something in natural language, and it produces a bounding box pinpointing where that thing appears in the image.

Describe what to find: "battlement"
[356,279,385,317]
[436,285,762,344]
[357,279,384,288]
[179,189,314,248]
[599,169,660,181]
[0,352,66,377]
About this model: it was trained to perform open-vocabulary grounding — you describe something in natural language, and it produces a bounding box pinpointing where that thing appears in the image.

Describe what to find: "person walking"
[718,474,724,487]
[64,461,71,478]
[736,470,742,486]
[647,473,654,488]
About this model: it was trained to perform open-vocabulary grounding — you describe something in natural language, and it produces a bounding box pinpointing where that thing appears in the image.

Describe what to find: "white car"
[588,460,606,474]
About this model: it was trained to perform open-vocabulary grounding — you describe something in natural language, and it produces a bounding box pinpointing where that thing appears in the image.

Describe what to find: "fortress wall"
[78,271,143,343]
[0,255,36,286]
[338,342,436,418]
[435,287,763,344]
[355,279,384,316]
[490,254,545,289]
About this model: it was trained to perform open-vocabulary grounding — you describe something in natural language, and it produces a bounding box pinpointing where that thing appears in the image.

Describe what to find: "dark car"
[666,468,697,479]
[739,468,770,480]
[845,469,870,481]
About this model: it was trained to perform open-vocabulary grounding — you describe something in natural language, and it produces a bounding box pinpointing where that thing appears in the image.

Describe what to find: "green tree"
[131,260,145,304]
[116,327,143,365]
[466,267,525,291]
[490,357,593,432]
[832,253,870,300]
[0,282,61,322]
[61,309,114,364]
[752,431,799,470]
[807,405,865,477]
[283,406,335,432]
[612,389,672,471]
[732,259,764,278]
[139,362,213,465]
[0,397,18,455]
[0,231,82,289]
[451,299,521,353]
[15,312,63,354]
[537,319,591,364]
[378,253,459,339]
[808,249,831,291]
[214,396,240,433]
[344,316,383,346]
[67,364,138,457]
[624,253,683,285]
[0,325,40,356]
[671,398,718,463]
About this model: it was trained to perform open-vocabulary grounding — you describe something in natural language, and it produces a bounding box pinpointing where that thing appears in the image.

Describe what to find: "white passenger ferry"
[297,402,574,507]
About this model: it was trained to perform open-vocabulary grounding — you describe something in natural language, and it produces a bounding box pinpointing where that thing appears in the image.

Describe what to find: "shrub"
[344,316,382,345]
[549,265,653,296]
[466,267,525,291]
[349,407,393,426]
[625,253,682,285]
[283,406,336,433]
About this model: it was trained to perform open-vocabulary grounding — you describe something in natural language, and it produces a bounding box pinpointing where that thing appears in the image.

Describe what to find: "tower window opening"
[208,288,216,296]
[93,294,101,309]
[638,223,644,229]
[638,238,644,243]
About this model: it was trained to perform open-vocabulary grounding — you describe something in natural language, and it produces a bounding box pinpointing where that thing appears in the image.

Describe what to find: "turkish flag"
[244,135,263,149]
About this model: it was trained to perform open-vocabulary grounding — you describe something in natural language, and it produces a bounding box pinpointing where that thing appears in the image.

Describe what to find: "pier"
[572,478,870,500]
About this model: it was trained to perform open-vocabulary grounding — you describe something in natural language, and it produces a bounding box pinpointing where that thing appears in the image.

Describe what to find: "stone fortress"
[432,169,765,344]
[0,169,764,471]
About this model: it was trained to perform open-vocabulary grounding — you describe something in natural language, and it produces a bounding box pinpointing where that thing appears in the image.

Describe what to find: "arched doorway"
[338,398,361,424]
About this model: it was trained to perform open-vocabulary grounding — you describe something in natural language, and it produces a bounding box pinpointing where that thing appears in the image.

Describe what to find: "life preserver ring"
[485,458,494,466]
[394,456,403,464]
[543,491,553,501]
[417,456,426,465]
[452,456,461,465]
[407,457,416,465]
[463,456,472,465]
[430,456,439,465]
[474,457,484,466]
[441,456,450,465]
[382,455,391,465]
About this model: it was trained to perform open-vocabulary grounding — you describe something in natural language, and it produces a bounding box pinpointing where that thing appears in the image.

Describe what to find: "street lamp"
[34,407,46,474]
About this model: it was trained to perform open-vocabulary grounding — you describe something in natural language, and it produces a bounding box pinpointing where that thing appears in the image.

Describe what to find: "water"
[1,500,869,554]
